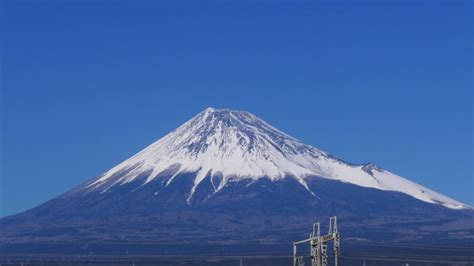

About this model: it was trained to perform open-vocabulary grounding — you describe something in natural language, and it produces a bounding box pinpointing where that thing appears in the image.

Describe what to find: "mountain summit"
[87,107,467,209]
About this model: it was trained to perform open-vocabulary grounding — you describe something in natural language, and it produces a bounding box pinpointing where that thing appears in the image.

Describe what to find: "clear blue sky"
[1,0,472,217]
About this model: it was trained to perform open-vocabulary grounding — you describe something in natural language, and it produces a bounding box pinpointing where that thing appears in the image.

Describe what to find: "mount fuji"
[1,108,472,255]
[87,107,466,209]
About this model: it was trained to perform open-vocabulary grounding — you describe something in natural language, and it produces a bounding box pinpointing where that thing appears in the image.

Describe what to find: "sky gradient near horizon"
[1,0,473,217]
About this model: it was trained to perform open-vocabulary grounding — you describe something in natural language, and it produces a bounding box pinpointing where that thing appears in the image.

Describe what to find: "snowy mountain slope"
[86,107,468,210]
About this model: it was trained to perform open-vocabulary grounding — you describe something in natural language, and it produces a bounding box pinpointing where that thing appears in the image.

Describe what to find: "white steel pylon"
[293,216,340,266]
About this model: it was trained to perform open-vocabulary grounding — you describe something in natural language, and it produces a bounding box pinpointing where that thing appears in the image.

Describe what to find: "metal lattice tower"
[293,216,340,266]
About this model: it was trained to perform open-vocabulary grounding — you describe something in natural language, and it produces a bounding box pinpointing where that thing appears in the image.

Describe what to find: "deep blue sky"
[1,0,472,217]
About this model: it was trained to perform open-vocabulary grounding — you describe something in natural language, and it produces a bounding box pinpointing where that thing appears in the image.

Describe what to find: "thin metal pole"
[293,243,297,266]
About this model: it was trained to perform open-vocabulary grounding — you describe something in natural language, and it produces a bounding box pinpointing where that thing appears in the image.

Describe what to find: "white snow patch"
[86,108,470,210]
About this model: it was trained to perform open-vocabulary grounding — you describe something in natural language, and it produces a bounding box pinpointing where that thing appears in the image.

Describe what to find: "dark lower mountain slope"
[1,173,472,255]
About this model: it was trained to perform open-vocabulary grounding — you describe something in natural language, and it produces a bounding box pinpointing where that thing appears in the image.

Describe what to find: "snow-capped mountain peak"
[87,108,469,210]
